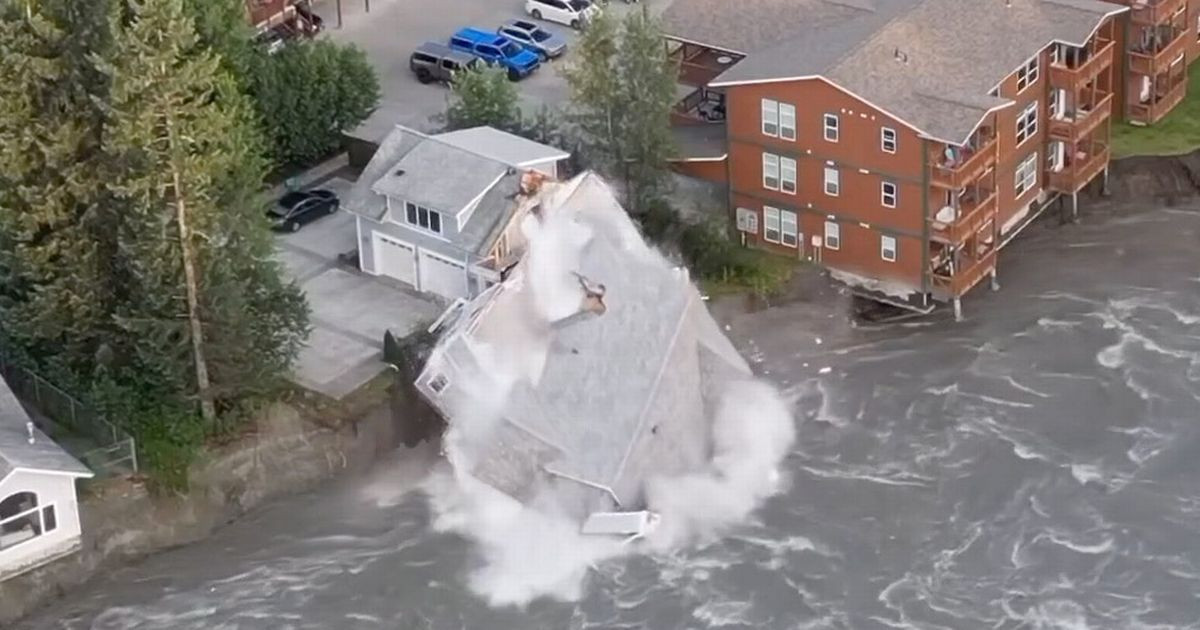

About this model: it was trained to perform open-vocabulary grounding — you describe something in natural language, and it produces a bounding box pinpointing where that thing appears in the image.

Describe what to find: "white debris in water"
[818,367,833,375]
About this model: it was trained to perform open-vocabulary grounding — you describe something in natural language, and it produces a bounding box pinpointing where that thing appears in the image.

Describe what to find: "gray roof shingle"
[370,140,511,215]
[434,126,569,168]
[0,375,92,481]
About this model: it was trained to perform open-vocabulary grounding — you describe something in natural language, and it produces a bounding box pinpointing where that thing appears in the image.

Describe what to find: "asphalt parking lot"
[312,0,661,143]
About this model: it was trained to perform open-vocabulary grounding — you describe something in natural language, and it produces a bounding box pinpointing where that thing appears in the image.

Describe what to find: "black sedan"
[268,189,339,232]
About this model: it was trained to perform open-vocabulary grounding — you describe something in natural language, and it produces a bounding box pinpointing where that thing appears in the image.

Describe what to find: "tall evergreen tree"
[561,10,623,173]
[96,0,307,423]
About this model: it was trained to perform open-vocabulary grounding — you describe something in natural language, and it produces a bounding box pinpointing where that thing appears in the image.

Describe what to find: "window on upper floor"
[881,181,898,208]
[780,156,797,194]
[824,221,840,250]
[762,152,780,190]
[1016,55,1039,91]
[881,127,897,154]
[880,234,897,262]
[405,201,443,234]
[823,166,840,196]
[1015,151,1039,197]
[761,99,779,137]
[1016,101,1038,144]
[781,209,798,247]
[779,103,796,140]
[763,206,781,243]
[823,113,839,142]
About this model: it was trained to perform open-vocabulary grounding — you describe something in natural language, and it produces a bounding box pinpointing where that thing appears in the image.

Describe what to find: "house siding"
[0,471,83,582]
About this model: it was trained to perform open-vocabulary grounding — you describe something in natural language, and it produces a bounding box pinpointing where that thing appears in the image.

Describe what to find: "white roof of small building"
[0,375,93,483]
[433,126,569,168]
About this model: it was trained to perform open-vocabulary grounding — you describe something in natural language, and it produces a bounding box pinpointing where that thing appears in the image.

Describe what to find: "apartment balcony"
[931,248,997,299]
[929,189,997,245]
[1048,39,1115,90]
[1129,28,1189,76]
[1129,71,1187,124]
[1048,92,1113,144]
[667,41,743,88]
[930,134,998,189]
[1047,142,1111,194]
[247,0,293,28]
[1129,0,1186,26]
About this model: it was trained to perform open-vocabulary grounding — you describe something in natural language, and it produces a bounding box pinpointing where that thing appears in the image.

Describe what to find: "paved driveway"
[312,0,663,143]
[275,175,442,399]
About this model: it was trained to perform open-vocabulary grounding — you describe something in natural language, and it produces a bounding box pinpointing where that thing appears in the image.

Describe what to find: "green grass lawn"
[699,247,797,298]
[1111,61,1200,158]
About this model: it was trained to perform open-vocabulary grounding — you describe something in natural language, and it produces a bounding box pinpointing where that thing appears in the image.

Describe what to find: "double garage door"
[373,233,468,301]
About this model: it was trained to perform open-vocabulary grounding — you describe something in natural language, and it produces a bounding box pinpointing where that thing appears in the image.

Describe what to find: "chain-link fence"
[0,356,138,477]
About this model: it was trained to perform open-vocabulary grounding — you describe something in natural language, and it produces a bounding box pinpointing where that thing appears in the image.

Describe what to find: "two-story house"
[663,0,1124,319]
[343,125,569,301]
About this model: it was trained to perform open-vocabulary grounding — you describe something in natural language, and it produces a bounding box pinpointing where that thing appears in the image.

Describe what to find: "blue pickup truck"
[449,28,540,80]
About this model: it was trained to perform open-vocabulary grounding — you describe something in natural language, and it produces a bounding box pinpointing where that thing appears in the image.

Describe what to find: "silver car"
[498,19,567,61]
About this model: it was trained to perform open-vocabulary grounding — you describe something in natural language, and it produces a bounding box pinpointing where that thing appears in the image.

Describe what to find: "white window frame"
[823,113,839,142]
[763,206,781,243]
[1016,55,1039,92]
[881,181,898,208]
[780,157,797,194]
[779,103,797,141]
[761,98,779,137]
[880,235,897,262]
[405,201,444,235]
[881,127,897,153]
[824,221,840,250]
[762,152,780,190]
[780,210,798,248]
[823,166,840,196]
[1014,151,1039,197]
[0,495,56,552]
[1016,101,1038,145]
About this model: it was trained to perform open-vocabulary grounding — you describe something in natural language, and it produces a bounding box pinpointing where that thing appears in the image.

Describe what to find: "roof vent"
[393,168,406,177]
[26,421,34,444]
[893,47,908,63]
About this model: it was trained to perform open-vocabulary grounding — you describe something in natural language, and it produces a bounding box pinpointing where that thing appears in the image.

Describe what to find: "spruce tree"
[616,7,677,212]
[96,0,307,423]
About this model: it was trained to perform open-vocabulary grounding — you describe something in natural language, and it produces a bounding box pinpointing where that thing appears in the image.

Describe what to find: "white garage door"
[419,250,469,301]
[373,233,417,287]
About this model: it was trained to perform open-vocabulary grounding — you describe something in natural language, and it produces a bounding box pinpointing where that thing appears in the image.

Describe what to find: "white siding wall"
[0,470,84,581]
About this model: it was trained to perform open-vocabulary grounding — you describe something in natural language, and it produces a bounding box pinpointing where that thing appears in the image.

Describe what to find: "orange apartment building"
[245,0,320,33]
[663,0,1199,318]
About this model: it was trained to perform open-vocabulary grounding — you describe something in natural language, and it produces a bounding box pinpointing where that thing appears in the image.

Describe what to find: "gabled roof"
[0,374,92,483]
[369,138,512,215]
[664,0,1125,145]
[435,126,570,169]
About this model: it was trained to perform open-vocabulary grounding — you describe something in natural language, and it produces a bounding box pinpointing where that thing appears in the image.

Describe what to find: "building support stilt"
[1071,192,1079,222]
[953,297,963,322]
[1101,165,1110,196]
[990,269,999,292]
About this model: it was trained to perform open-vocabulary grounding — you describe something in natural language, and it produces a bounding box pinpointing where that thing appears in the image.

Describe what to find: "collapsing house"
[415,172,758,536]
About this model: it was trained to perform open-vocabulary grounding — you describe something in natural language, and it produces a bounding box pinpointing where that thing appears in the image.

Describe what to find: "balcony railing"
[247,0,293,27]
[931,249,997,298]
[1048,39,1115,89]
[1129,28,1189,76]
[930,190,997,245]
[1048,92,1113,144]
[1047,143,1110,194]
[1129,72,1187,124]
[930,135,998,189]
[1130,0,1186,26]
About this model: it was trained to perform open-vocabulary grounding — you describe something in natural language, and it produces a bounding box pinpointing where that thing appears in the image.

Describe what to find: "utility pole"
[336,0,343,28]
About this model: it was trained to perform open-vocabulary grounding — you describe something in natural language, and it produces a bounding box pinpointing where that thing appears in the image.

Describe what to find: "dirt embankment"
[1099,151,1200,205]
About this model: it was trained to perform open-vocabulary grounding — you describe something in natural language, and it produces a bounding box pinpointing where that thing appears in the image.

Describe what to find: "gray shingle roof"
[434,127,569,169]
[670,123,728,160]
[665,0,1124,144]
[458,171,524,256]
[370,139,511,215]
[0,375,92,481]
[344,125,426,221]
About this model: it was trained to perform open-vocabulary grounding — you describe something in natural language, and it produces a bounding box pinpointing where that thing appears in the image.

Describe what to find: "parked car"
[268,189,339,232]
[255,25,291,55]
[410,41,480,84]
[294,2,324,34]
[498,19,567,61]
[524,0,600,30]
[448,28,540,80]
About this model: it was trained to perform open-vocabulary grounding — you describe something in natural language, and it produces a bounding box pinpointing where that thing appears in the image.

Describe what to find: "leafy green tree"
[563,7,677,212]
[250,39,380,165]
[96,0,308,424]
[445,65,521,131]
[0,1,116,373]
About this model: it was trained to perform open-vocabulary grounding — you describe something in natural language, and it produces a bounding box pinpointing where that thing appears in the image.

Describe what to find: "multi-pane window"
[881,181,898,208]
[761,99,779,136]
[1016,55,1039,91]
[824,221,840,250]
[781,210,798,247]
[405,201,443,234]
[781,157,797,194]
[881,127,897,153]
[823,167,840,196]
[1016,101,1038,144]
[823,113,839,142]
[1014,151,1039,197]
[881,235,897,262]
[779,103,796,140]
[762,152,780,190]
[763,206,781,243]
